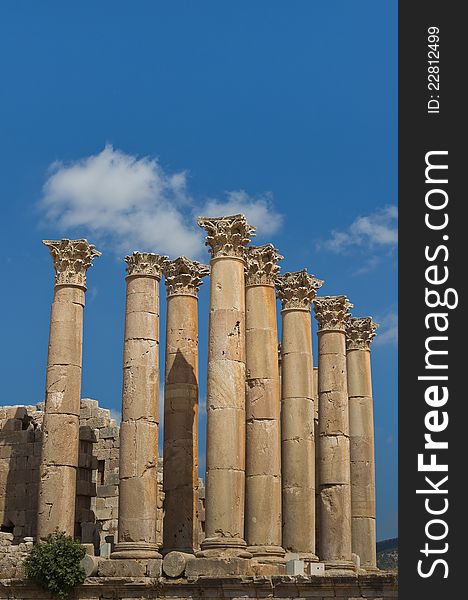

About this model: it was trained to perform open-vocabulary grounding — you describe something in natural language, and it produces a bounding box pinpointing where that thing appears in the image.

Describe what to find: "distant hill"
[376,537,398,571]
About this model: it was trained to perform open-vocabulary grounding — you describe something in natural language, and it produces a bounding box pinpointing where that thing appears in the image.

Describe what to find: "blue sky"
[0,1,397,540]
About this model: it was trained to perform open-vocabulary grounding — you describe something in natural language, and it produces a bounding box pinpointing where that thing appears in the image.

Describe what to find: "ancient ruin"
[0,215,397,599]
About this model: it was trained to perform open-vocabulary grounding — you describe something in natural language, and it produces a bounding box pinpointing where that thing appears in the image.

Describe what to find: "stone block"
[307,562,326,575]
[162,551,194,578]
[185,557,252,578]
[80,553,100,576]
[97,484,119,497]
[99,542,112,558]
[79,426,98,442]
[99,426,119,439]
[97,558,146,577]
[286,559,304,575]
[104,472,120,486]
[147,558,163,577]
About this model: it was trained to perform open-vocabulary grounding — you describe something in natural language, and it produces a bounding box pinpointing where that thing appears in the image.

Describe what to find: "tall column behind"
[314,295,354,572]
[245,244,284,561]
[113,252,168,559]
[275,269,323,561]
[162,257,209,554]
[346,317,379,570]
[197,214,255,558]
[313,365,320,558]
[37,239,100,540]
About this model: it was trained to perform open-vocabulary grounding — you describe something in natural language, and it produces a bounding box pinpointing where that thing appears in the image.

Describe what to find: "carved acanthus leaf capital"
[313,295,353,332]
[163,256,210,297]
[275,269,324,310]
[346,317,379,350]
[197,214,256,259]
[125,252,169,280]
[245,244,283,286]
[43,239,101,288]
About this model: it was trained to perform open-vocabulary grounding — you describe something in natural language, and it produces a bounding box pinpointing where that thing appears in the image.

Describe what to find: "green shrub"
[24,532,86,598]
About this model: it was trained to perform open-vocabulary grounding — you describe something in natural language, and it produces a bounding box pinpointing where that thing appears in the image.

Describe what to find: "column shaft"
[197,214,255,558]
[37,239,100,541]
[281,309,316,557]
[163,257,208,554]
[276,270,323,561]
[347,317,378,570]
[113,252,167,559]
[245,245,284,561]
[314,296,354,572]
[313,365,321,558]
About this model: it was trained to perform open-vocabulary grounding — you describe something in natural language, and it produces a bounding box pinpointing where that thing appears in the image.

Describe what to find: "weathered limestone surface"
[37,239,100,541]
[1,400,205,555]
[245,245,284,561]
[314,296,354,572]
[275,270,323,560]
[313,366,321,558]
[162,257,209,554]
[197,214,255,557]
[113,253,167,559]
[346,317,379,571]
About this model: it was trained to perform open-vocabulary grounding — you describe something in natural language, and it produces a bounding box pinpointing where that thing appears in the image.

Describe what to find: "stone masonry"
[0,400,203,552]
[0,223,393,597]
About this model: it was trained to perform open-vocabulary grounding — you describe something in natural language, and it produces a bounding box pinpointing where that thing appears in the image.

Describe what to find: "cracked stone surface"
[314,296,353,569]
[37,239,100,541]
[162,257,208,554]
[197,214,253,556]
[276,271,321,559]
[346,317,378,569]
[244,246,284,559]
[113,253,164,558]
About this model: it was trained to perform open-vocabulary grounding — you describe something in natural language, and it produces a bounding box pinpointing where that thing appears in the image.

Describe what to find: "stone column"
[162,257,209,554]
[275,270,323,560]
[314,296,354,571]
[245,244,284,561]
[313,365,320,557]
[197,214,255,558]
[37,239,100,540]
[112,252,168,559]
[346,317,379,570]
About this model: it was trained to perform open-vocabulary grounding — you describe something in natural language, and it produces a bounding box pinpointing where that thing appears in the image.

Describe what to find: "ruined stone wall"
[0,405,42,541]
[0,399,204,552]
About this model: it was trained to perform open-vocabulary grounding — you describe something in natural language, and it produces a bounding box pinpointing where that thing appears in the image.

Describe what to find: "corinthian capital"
[245,244,283,286]
[313,296,353,332]
[43,239,101,288]
[275,269,324,310]
[197,214,256,259]
[346,317,379,350]
[163,256,210,297]
[125,252,169,280]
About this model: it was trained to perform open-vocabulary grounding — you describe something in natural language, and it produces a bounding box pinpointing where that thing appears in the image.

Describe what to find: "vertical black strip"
[399,2,463,597]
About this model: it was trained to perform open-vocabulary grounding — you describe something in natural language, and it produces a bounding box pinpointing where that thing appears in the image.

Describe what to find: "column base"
[363,565,381,573]
[324,559,356,574]
[197,536,252,558]
[248,545,286,563]
[297,552,319,563]
[111,542,162,559]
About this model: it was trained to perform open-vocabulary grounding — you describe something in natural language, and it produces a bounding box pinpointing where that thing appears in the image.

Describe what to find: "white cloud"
[374,311,398,346]
[40,145,282,258]
[109,409,121,424]
[320,205,397,254]
[202,190,283,237]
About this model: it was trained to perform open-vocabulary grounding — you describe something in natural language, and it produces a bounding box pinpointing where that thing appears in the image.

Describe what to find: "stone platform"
[0,572,397,600]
